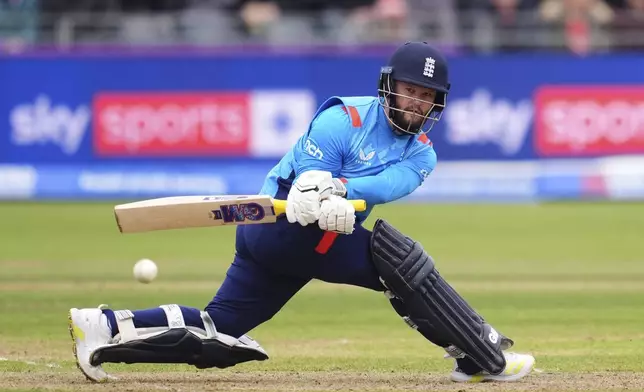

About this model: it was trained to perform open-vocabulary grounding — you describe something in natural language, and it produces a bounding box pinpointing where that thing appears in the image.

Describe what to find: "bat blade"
[114,195,277,233]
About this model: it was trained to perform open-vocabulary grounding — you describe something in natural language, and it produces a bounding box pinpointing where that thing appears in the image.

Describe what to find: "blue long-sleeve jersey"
[259,96,437,221]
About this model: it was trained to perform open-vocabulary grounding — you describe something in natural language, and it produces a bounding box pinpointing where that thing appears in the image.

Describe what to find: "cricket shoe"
[449,352,535,383]
[68,305,115,382]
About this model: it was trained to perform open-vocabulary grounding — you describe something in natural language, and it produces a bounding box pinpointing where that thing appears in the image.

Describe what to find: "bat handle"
[346,199,367,212]
[272,199,367,215]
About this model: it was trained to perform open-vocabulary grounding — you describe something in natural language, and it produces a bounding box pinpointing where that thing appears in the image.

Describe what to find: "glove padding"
[286,170,347,227]
[318,195,356,234]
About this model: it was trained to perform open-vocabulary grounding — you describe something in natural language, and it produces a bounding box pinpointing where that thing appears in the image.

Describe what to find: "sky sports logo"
[5,90,315,159]
[534,86,644,156]
[93,93,251,156]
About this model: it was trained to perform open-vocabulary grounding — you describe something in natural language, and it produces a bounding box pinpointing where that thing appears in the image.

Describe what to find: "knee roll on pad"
[92,304,268,369]
[370,219,511,375]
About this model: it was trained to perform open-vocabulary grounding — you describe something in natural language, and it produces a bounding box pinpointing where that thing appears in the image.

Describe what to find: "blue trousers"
[104,217,385,338]
[204,217,385,337]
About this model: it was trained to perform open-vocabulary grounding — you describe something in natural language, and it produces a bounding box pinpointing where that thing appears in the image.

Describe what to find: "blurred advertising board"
[534,86,644,157]
[1,52,644,164]
[93,93,252,157]
[92,91,315,158]
[2,89,315,163]
[3,158,644,202]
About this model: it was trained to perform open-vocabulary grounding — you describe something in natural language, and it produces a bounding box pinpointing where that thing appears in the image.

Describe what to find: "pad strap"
[200,311,217,338]
[114,310,137,342]
[160,304,186,329]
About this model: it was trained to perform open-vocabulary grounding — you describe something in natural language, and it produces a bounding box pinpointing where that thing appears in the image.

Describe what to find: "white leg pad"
[95,304,268,368]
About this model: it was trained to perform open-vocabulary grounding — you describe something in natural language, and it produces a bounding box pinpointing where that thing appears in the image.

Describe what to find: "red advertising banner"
[535,86,644,157]
[93,93,250,156]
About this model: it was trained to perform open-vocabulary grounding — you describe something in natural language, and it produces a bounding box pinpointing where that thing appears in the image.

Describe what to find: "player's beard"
[406,111,426,130]
[393,108,425,133]
[390,110,419,135]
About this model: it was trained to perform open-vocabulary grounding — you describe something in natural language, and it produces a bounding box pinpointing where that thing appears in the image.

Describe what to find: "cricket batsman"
[69,42,535,383]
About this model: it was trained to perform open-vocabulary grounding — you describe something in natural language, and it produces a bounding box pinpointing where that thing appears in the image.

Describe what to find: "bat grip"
[273,199,367,214]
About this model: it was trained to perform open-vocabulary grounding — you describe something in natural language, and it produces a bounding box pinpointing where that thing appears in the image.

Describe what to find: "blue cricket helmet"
[378,41,451,135]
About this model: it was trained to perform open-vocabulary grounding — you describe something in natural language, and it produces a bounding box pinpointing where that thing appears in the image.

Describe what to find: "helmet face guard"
[378,67,447,135]
[377,42,451,136]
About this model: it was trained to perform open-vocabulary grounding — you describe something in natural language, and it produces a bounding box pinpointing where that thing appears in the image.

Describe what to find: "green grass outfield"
[1,201,643,391]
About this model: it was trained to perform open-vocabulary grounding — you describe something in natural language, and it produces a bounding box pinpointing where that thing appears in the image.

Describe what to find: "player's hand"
[286,184,321,226]
[286,170,348,227]
[286,170,328,226]
[318,195,356,235]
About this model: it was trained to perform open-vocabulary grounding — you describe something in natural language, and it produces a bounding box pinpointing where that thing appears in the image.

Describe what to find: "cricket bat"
[114,195,368,234]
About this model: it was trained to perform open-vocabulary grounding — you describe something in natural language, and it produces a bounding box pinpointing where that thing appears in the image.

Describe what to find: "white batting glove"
[286,186,320,226]
[286,170,347,227]
[286,170,328,226]
[318,195,356,235]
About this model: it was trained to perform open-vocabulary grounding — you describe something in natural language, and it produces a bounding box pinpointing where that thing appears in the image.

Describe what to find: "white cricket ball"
[133,258,158,284]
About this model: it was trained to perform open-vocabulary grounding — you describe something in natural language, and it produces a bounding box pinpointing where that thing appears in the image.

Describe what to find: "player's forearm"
[344,174,420,205]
